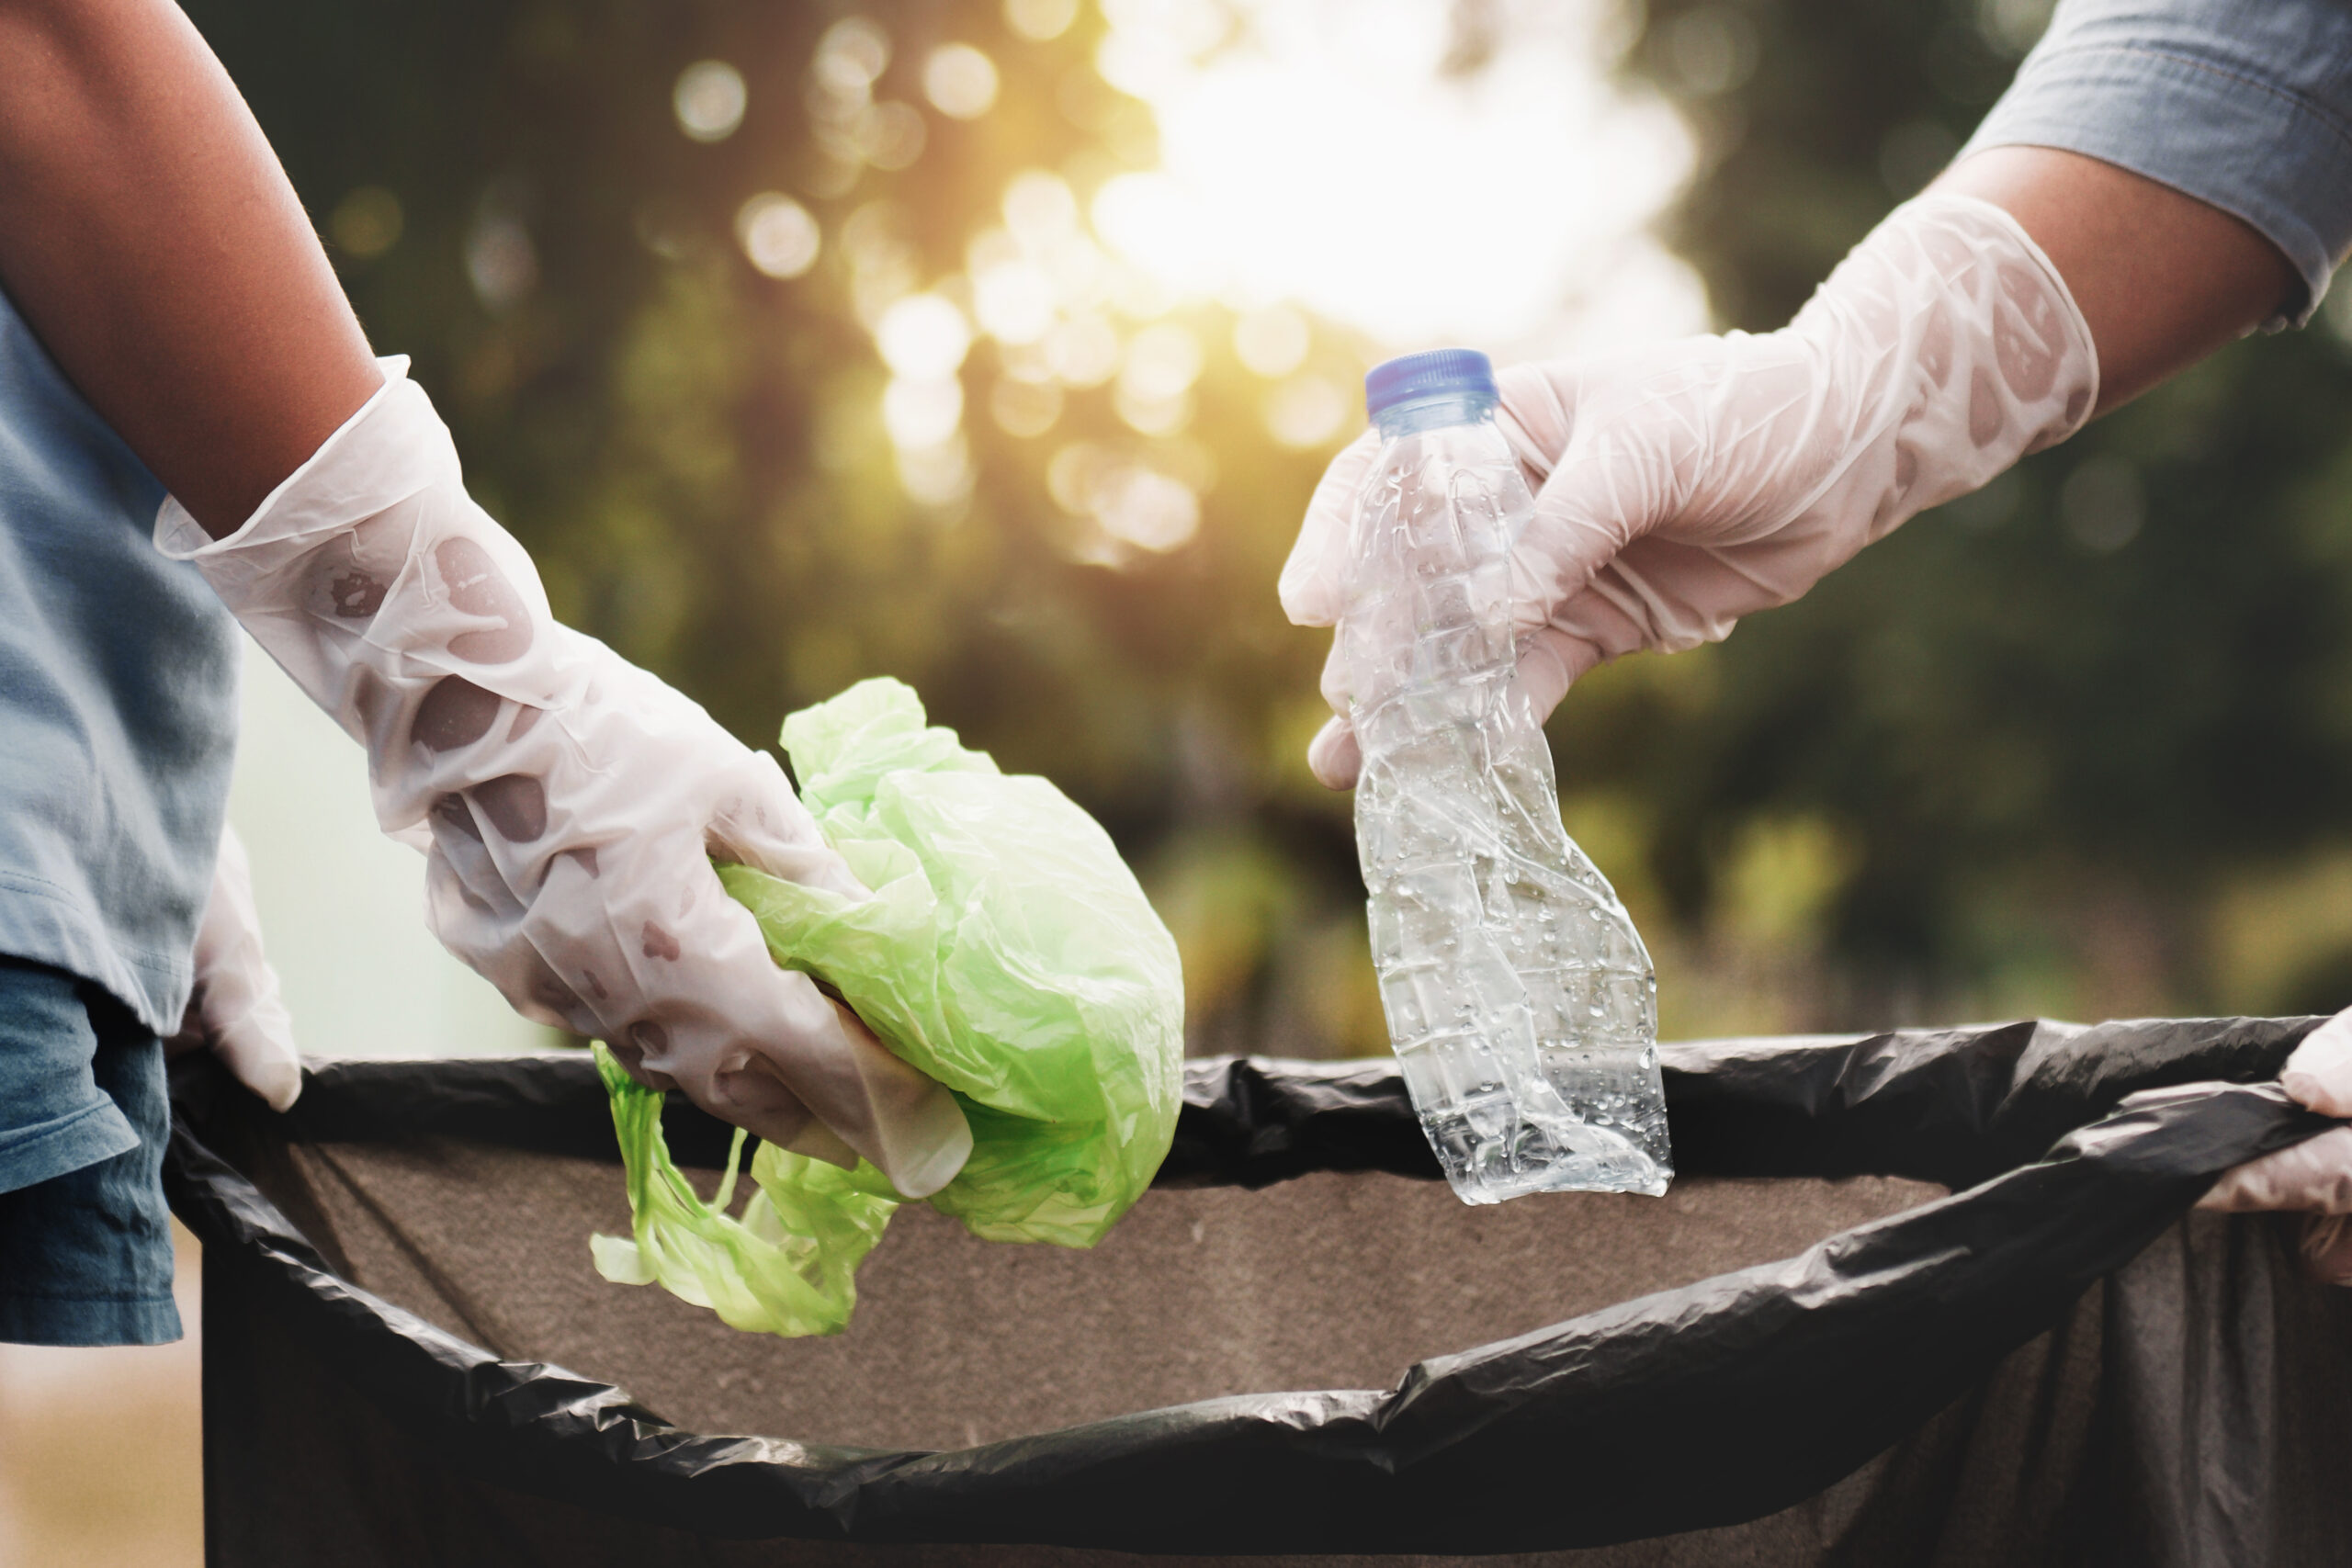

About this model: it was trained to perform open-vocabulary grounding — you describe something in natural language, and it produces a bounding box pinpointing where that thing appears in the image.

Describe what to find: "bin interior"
[254,1116,1939,1451]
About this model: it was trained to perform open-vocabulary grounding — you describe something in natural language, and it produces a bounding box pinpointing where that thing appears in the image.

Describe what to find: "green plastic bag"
[592,677,1185,1336]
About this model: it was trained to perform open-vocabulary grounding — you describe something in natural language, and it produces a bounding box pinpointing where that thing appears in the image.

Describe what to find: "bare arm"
[1935,146,2301,416]
[0,0,380,537]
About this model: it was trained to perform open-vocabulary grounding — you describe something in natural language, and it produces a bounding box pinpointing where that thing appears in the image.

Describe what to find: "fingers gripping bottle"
[1340,349,1671,1203]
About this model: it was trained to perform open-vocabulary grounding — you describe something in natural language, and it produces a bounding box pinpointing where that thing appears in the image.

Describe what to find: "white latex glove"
[1283,193,2100,787]
[156,360,971,1198]
[2199,1011,2352,1284]
[165,824,303,1111]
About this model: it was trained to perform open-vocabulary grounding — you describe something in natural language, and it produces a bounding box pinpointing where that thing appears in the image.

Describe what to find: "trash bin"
[166,1017,2352,1567]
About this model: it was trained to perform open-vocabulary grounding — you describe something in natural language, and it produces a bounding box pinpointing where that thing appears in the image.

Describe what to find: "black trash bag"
[167,1017,2352,1567]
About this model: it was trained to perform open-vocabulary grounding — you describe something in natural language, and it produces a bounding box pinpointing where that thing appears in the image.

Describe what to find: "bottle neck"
[1371,391,1498,439]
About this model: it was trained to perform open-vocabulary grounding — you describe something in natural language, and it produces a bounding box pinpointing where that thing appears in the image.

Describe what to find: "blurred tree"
[187,0,1380,1053]
[184,0,2352,1050]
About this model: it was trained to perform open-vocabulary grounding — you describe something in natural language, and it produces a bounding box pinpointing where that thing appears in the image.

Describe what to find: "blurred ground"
[0,1224,203,1568]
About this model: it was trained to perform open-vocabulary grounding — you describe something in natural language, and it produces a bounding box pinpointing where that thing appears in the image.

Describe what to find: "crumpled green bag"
[591,677,1185,1336]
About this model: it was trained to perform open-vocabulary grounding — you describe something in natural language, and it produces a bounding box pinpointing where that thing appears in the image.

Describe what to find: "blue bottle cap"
[1363,348,1498,417]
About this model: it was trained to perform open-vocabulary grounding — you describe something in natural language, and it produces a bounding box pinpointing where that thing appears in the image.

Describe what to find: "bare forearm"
[1935,146,2300,416]
[0,0,379,536]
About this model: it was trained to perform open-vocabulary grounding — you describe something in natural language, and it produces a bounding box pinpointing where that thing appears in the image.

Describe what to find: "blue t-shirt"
[1962,0,2352,328]
[0,287,239,1035]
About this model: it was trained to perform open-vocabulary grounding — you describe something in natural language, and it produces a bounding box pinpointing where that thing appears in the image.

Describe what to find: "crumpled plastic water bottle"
[1338,349,1672,1203]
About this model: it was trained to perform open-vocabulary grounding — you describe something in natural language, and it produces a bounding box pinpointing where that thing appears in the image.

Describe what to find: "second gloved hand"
[156,361,971,1197]
[1283,193,2100,787]
[2198,1010,2352,1285]
[166,823,302,1111]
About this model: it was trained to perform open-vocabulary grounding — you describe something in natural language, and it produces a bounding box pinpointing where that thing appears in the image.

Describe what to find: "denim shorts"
[0,954,179,1345]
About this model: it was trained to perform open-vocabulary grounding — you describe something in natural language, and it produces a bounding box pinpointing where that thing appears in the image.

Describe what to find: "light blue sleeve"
[1958,0,2352,327]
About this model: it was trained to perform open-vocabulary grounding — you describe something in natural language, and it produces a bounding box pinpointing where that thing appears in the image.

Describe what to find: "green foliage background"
[187,0,2352,1047]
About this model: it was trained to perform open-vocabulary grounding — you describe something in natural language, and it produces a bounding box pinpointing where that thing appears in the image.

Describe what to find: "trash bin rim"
[166,1021,2336,1552]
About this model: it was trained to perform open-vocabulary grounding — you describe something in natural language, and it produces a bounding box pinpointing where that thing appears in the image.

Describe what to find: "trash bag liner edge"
[165,1017,2343,1552]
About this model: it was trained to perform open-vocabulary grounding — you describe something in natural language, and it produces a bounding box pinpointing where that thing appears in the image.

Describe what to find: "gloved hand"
[165,823,302,1111]
[1283,193,2100,786]
[156,360,971,1197]
[2197,1012,2352,1285]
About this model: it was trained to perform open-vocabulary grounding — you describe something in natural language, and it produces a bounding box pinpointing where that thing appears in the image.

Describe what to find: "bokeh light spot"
[1003,170,1080,245]
[1977,0,2056,57]
[990,374,1065,438]
[465,210,537,312]
[1046,443,1202,557]
[1233,305,1310,378]
[1660,8,1759,98]
[1004,0,1080,42]
[876,293,973,379]
[1099,468,1200,552]
[1264,376,1350,449]
[330,186,404,259]
[857,102,929,170]
[1115,386,1193,437]
[897,433,976,508]
[883,375,965,449]
[1046,442,1110,514]
[1045,315,1122,387]
[735,193,822,278]
[814,18,890,96]
[1121,322,1204,400]
[924,45,1001,119]
[673,61,748,142]
[973,258,1057,344]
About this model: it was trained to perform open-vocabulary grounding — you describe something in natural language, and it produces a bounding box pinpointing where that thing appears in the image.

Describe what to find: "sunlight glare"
[1093,0,1704,351]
